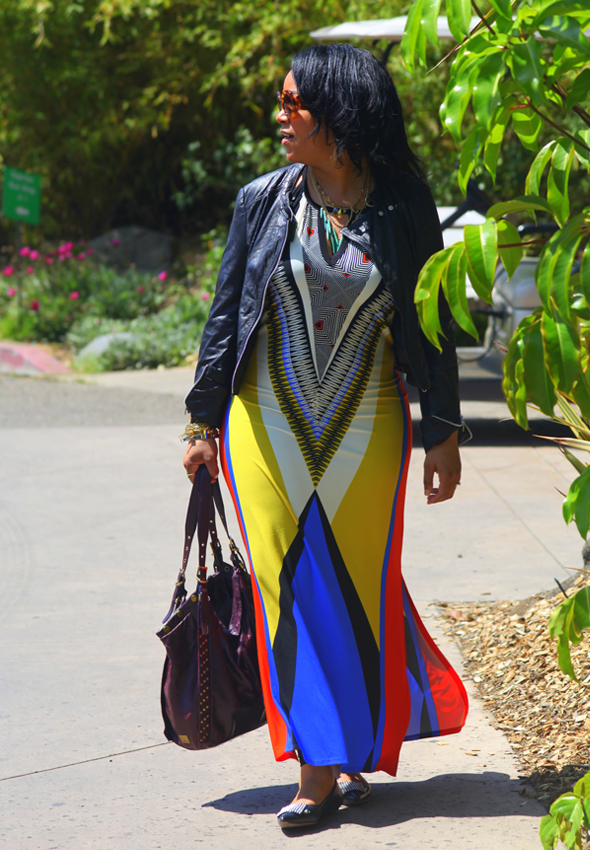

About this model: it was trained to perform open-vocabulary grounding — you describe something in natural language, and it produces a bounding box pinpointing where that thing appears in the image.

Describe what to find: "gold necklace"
[310,168,371,230]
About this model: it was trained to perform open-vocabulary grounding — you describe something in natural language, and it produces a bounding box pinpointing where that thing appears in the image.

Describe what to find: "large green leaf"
[509,38,547,107]
[581,239,590,306]
[542,310,580,394]
[502,318,530,428]
[525,141,557,195]
[547,140,575,226]
[484,107,511,183]
[497,219,523,280]
[539,813,560,850]
[573,129,590,170]
[441,242,478,338]
[549,586,590,677]
[512,106,543,152]
[458,126,487,194]
[565,68,590,112]
[401,0,426,71]
[536,218,585,320]
[538,15,590,56]
[421,0,442,47]
[441,59,474,144]
[471,52,505,132]
[486,195,555,219]
[487,0,511,20]
[414,248,453,349]
[523,314,556,416]
[464,219,498,301]
[447,0,472,41]
[572,375,590,423]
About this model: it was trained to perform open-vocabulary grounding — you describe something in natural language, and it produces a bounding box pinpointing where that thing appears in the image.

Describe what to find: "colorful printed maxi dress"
[220,189,468,775]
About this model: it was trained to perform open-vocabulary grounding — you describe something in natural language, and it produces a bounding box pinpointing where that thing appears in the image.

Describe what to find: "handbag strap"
[211,480,247,572]
[182,465,213,583]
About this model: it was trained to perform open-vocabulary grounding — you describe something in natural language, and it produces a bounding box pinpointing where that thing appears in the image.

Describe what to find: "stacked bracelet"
[180,422,220,442]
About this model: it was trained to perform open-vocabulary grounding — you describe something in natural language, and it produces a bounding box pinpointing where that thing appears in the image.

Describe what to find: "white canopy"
[310,16,481,43]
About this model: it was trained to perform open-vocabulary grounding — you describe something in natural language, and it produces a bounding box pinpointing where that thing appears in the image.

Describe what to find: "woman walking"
[183,43,468,829]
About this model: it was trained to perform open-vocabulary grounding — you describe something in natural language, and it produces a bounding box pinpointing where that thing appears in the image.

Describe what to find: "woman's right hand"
[183,438,219,482]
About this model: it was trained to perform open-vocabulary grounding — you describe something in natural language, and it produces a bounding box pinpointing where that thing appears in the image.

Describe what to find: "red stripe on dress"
[374,421,412,775]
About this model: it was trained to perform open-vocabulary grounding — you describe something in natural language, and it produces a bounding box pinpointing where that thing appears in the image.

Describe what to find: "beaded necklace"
[310,168,372,257]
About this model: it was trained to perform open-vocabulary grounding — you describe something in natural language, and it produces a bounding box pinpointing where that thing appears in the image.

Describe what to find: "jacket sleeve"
[413,185,464,453]
[184,189,248,427]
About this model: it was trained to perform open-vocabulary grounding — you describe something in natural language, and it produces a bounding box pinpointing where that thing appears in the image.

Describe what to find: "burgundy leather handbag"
[157,466,266,749]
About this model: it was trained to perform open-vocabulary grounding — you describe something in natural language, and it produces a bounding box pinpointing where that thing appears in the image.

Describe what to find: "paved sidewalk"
[1,370,575,849]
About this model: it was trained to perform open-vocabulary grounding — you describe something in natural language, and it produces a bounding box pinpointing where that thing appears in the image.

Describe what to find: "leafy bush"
[0,229,225,369]
[90,293,211,371]
[173,127,284,215]
[541,771,590,850]
[0,242,167,342]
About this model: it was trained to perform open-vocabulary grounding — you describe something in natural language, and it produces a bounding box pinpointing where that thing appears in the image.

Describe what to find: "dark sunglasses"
[277,89,304,117]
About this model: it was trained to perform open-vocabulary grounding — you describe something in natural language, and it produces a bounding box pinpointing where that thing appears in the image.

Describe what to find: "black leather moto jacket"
[185,163,463,452]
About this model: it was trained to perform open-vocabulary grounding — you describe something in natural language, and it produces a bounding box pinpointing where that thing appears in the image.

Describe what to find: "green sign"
[2,167,41,225]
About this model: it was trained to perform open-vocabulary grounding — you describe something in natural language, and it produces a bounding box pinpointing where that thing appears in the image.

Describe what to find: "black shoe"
[337,776,372,806]
[277,781,343,829]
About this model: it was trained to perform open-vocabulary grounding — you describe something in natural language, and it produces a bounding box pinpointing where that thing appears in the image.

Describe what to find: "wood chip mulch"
[438,572,590,810]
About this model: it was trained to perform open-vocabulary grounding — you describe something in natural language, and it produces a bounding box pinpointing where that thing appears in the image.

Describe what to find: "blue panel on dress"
[402,585,440,737]
[286,494,374,770]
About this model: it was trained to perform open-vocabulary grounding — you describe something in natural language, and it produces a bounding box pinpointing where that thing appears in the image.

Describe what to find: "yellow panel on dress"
[227,339,299,645]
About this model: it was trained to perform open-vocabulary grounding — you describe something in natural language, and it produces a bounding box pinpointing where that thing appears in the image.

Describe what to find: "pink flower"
[77,253,86,260]
[2,266,13,276]
[29,250,39,261]
[136,285,144,293]
[45,257,54,265]
[58,242,73,255]
[86,248,93,256]
[111,238,121,247]
[30,300,39,311]
[201,292,211,301]
[69,291,79,300]
[157,271,167,281]
[19,246,30,257]
[65,251,73,259]
[26,266,33,274]
[7,287,16,297]
[59,255,67,262]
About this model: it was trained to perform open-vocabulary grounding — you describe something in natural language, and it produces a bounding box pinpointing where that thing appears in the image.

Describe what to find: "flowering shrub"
[0,231,225,370]
[0,241,168,343]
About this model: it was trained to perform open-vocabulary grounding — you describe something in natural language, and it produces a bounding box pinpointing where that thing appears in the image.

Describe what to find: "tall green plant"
[402,1,590,532]
[402,4,590,844]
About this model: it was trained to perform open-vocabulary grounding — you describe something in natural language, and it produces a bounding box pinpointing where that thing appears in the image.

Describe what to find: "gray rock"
[89,226,174,272]
[77,332,137,359]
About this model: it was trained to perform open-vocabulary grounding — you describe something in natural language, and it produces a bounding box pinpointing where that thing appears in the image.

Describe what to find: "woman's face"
[276,71,333,166]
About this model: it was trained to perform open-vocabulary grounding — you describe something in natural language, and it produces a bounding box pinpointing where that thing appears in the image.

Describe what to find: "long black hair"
[291,43,425,182]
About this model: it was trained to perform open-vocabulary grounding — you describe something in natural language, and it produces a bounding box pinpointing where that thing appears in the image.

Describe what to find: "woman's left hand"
[423,431,462,505]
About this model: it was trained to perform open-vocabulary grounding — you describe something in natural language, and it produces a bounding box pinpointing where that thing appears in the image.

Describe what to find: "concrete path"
[1,370,574,849]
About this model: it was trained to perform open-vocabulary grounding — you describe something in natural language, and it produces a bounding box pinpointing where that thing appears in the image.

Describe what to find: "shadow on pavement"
[203,772,538,831]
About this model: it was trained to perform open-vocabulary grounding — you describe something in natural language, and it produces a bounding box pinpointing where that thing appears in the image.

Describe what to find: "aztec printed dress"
[220,185,468,774]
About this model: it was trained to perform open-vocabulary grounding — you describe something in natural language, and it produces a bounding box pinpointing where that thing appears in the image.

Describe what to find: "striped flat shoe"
[277,781,343,829]
[337,776,372,806]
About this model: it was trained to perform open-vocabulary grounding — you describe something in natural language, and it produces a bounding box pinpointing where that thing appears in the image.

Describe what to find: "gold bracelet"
[180,422,220,442]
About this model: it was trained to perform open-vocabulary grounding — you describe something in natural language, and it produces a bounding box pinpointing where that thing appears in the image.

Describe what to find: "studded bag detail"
[157,465,266,749]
